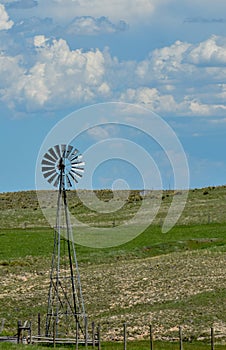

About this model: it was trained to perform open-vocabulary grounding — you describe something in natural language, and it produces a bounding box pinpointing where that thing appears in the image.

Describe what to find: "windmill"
[41,144,86,341]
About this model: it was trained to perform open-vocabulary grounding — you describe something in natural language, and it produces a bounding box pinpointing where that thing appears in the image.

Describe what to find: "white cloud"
[120,87,158,107]
[98,82,110,95]
[0,4,14,30]
[1,36,110,111]
[189,100,212,116]
[0,54,22,89]
[1,34,226,116]
[120,87,182,114]
[37,0,158,24]
[0,53,25,111]
[136,40,193,83]
[189,100,226,116]
[187,35,226,66]
[34,35,48,47]
[66,16,128,35]
[87,126,111,140]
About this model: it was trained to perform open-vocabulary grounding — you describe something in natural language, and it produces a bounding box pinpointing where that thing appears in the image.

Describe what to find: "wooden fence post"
[85,315,88,348]
[28,321,32,344]
[123,322,127,350]
[92,321,95,348]
[211,327,214,350]
[38,313,41,337]
[76,321,79,350]
[97,324,101,350]
[17,320,22,344]
[150,324,154,350]
[53,318,56,348]
[179,326,183,350]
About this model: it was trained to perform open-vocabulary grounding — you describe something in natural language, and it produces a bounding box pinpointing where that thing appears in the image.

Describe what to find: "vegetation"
[2,341,226,350]
[1,186,226,229]
[1,186,226,346]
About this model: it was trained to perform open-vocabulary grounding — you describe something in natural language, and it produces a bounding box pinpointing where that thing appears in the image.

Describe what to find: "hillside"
[1,186,226,342]
[1,186,226,228]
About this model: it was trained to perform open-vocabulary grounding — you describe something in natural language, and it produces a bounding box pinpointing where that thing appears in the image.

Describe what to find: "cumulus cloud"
[1,36,111,111]
[187,35,226,66]
[9,15,127,45]
[66,16,128,35]
[135,40,193,83]
[1,34,226,116]
[0,54,22,88]
[120,87,185,114]
[0,4,14,30]
[189,100,226,116]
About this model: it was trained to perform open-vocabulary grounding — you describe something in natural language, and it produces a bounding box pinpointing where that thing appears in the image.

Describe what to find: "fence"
[0,315,221,349]
[17,316,219,349]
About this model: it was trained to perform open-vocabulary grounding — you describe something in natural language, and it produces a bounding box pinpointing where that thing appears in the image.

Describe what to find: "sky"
[1,0,226,193]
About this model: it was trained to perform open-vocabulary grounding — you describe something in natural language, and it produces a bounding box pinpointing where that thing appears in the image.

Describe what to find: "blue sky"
[1,0,226,192]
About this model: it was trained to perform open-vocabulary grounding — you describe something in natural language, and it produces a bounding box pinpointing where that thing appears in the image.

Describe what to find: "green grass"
[1,340,226,350]
[0,228,53,260]
[1,222,226,264]
[100,340,226,350]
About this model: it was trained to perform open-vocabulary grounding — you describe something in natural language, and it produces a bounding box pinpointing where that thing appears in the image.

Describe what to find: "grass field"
[1,187,226,348]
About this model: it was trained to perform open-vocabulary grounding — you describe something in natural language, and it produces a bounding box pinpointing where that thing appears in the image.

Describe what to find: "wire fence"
[3,315,224,350]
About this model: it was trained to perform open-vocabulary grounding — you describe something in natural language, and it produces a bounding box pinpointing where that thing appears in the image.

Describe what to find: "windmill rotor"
[41,144,85,188]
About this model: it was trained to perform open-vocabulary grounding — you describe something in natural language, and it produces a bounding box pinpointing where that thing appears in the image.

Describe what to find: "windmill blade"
[70,156,83,166]
[42,166,55,172]
[53,175,60,188]
[42,159,55,166]
[54,144,61,158]
[70,148,79,156]
[66,174,72,188]
[71,166,85,172]
[65,145,73,159]
[71,168,83,178]
[73,155,83,163]
[71,161,85,167]
[43,168,57,179]
[43,152,57,163]
[68,149,79,161]
[70,156,79,163]
[71,166,84,172]
[47,172,59,185]
[68,171,78,183]
[48,147,58,161]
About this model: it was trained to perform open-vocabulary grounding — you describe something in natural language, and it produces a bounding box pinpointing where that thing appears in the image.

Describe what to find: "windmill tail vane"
[41,144,87,341]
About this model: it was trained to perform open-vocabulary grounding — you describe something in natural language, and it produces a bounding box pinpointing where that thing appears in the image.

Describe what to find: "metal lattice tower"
[41,144,86,340]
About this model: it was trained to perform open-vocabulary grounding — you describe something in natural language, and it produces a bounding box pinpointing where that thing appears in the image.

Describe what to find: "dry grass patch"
[1,249,225,340]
